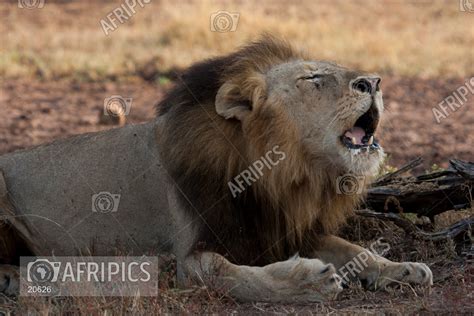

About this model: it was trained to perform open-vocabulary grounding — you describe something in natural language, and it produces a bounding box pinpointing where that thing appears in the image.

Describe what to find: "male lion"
[0,36,432,302]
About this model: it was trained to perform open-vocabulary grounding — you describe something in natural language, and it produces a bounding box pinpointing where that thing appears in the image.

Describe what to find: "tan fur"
[243,104,361,255]
[0,37,432,300]
[157,36,368,260]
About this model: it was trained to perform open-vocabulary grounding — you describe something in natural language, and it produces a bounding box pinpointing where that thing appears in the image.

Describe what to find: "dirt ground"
[1,76,472,168]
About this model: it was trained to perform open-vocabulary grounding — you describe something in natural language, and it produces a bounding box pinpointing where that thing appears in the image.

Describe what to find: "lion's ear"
[215,83,252,121]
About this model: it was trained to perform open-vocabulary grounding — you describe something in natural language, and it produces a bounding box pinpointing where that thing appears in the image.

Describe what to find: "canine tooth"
[351,137,356,144]
[368,136,374,145]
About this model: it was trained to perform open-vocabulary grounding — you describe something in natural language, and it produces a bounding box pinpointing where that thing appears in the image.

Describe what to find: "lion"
[0,36,432,302]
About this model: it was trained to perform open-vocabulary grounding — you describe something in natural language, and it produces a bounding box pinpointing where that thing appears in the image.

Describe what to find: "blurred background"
[1,0,473,168]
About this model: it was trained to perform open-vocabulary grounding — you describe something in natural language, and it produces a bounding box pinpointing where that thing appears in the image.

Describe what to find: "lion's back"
[0,121,182,256]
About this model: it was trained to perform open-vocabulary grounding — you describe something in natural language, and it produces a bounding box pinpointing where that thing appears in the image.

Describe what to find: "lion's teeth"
[368,136,374,145]
[351,137,356,144]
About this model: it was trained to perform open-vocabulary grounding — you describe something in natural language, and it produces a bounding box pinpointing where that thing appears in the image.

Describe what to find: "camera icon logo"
[103,95,132,117]
[18,0,45,9]
[336,174,365,195]
[27,259,61,283]
[460,0,474,12]
[210,11,240,32]
[92,192,121,213]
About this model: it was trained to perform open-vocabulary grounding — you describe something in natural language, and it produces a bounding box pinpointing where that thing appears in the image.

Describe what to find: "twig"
[450,159,474,180]
[374,157,423,186]
[355,209,419,237]
[355,209,473,241]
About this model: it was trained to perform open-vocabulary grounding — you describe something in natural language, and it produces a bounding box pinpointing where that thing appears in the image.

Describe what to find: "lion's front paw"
[265,257,343,302]
[318,265,344,299]
[368,261,433,290]
[289,258,343,301]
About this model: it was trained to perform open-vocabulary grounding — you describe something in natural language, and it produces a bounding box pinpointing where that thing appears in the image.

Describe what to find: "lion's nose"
[352,77,381,95]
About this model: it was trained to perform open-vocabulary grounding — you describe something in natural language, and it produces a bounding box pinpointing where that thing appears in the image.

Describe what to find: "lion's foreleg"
[182,252,342,303]
[312,235,433,290]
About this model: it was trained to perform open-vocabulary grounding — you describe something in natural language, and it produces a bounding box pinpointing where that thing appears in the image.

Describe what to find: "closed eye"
[301,74,325,89]
[303,74,324,81]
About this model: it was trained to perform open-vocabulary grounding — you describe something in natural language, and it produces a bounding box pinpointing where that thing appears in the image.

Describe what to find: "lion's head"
[157,36,385,263]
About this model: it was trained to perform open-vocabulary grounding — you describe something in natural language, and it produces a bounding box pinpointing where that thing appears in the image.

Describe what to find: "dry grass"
[1,215,471,314]
[1,0,473,81]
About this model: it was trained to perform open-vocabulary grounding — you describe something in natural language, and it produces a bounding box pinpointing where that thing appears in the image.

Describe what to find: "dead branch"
[373,157,423,186]
[355,209,473,241]
[365,159,473,219]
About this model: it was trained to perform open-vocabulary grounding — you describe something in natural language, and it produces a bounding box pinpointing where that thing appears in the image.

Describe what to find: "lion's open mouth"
[340,104,380,150]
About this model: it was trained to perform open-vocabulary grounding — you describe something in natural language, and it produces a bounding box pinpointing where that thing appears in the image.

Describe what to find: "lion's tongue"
[344,127,366,145]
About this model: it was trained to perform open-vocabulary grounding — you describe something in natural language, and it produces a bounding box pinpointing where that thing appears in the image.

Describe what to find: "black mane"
[157,55,232,116]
